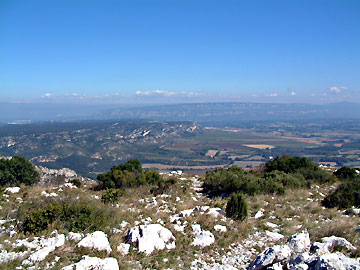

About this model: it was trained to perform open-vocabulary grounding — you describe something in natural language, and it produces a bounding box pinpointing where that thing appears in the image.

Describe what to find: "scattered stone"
[265,222,279,229]
[207,208,225,218]
[77,231,112,254]
[117,243,130,255]
[125,224,176,255]
[254,209,265,219]
[62,255,119,270]
[191,224,215,247]
[22,234,65,265]
[214,225,227,232]
[266,231,284,241]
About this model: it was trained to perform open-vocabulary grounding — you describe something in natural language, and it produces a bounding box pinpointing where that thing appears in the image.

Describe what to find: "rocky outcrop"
[249,232,360,270]
[125,224,176,255]
[249,244,292,270]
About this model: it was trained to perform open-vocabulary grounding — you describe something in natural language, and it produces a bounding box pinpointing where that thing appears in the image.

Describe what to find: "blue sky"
[0,0,359,104]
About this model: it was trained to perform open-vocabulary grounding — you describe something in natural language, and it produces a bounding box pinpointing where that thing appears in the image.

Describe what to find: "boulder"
[313,236,355,255]
[314,253,360,270]
[249,245,292,270]
[125,224,176,255]
[287,231,311,253]
[77,231,112,254]
[62,255,119,270]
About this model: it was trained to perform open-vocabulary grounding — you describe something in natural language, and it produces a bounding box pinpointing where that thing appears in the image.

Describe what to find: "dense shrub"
[203,166,285,197]
[101,189,124,204]
[96,159,165,191]
[262,171,309,189]
[264,155,333,183]
[334,167,358,181]
[96,159,145,190]
[322,177,360,209]
[226,193,248,221]
[264,155,315,174]
[0,156,39,186]
[22,201,108,234]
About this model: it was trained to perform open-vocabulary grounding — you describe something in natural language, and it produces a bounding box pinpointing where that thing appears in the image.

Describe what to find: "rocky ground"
[0,167,359,269]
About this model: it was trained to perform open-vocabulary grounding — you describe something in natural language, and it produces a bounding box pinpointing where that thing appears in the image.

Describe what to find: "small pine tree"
[226,193,248,221]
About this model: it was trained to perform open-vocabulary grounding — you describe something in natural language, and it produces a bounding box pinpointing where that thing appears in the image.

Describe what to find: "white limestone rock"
[313,236,356,255]
[66,232,84,242]
[77,231,112,254]
[0,250,27,264]
[179,209,194,217]
[314,253,360,270]
[191,224,215,247]
[265,222,279,229]
[254,209,265,219]
[249,245,292,270]
[22,234,65,265]
[62,255,119,270]
[214,225,227,232]
[266,231,284,241]
[125,224,176,255]
[117,243,130,255]
[207,208,225,218]
[5,187,20,194]
[286,231,311,253]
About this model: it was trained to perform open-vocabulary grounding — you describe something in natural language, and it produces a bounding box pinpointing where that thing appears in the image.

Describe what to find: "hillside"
[0,120,202,175]
[0,157,359,269]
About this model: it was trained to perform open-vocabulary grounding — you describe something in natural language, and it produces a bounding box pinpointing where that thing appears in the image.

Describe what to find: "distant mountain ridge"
[1,102,359,123]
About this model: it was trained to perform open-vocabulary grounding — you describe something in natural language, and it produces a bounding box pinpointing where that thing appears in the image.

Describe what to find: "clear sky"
[0,0,359,104]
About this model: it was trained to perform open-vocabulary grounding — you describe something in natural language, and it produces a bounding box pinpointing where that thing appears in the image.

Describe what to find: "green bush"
[0,156,39,186]
[226,193,248,221]
[69,179,82,188]
[22,201,109,234]
[322,177,360,209]
[203,166,285,197]
[101,189,124,204]
[96,159,165,191]
[334,167,358,181]
[264,155,333,184]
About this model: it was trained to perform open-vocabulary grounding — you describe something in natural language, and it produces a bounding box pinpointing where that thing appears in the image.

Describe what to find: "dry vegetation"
[1,171,359,269]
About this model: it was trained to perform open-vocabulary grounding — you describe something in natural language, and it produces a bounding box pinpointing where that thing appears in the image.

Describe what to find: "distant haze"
[1,102,359,124]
